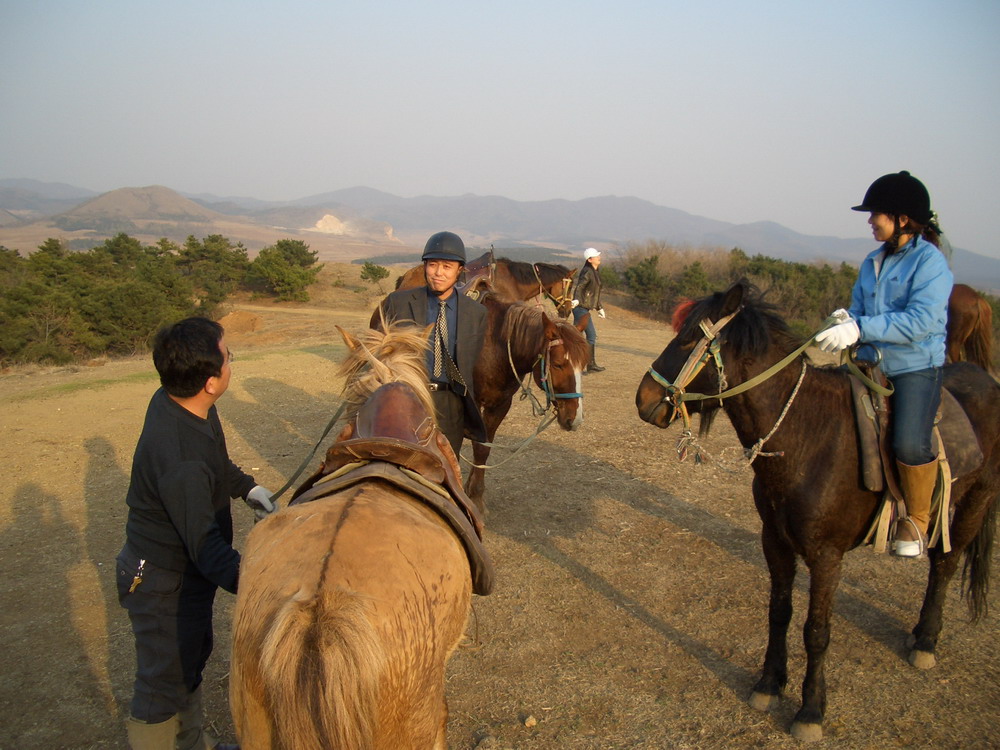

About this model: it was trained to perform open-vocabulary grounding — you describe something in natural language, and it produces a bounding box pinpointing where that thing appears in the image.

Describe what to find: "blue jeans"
[573,307,597,347]
[888,367,943,466]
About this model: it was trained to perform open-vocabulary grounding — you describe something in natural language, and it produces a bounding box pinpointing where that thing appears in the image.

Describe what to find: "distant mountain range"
[2,178,999,291]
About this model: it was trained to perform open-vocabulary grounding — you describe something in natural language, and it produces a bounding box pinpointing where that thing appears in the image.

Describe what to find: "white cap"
[583,247,601,260]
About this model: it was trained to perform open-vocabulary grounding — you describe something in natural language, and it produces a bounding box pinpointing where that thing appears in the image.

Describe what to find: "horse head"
[535,313,589,430]
[636,280,752,430]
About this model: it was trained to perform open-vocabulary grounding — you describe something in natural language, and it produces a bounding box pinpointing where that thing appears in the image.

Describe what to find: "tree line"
[602,240,1000,343]
[2,234,996,367]
[0,233,321,365]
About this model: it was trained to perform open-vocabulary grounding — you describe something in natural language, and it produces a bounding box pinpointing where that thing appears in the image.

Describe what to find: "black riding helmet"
[851,171,932,224]
[422,231,466,264]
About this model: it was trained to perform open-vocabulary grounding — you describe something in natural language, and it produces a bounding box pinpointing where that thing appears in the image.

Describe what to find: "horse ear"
[542,312,559,337]
[336,325,361,352]
[721,279,748,315]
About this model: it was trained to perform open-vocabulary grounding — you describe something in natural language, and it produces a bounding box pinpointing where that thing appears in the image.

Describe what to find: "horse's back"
[945,362,1000,462]
[232,482,472,749]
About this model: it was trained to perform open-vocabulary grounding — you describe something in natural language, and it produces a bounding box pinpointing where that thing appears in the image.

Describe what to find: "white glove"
[815,319,860,353]
[245,485,276,520]
[597,308,606,319]
[571,299,580,308]
[830,308,851,323]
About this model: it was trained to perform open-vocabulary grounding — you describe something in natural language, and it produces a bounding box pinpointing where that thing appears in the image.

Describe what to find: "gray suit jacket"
[380,286,488,442]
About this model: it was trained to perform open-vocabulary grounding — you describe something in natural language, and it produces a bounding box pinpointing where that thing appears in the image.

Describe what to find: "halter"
[646,310,852,463]
[532,264,573,310]
[508,335,583,415]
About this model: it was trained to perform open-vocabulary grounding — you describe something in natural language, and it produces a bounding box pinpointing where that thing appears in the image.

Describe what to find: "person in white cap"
[571,247,607,373]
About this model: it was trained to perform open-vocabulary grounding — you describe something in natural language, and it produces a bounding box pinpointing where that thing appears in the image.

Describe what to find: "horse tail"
[961,493,998,624]
[260,586,384,750]
[965,298,994,373]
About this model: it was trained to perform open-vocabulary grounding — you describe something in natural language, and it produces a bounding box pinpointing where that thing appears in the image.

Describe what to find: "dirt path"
[1,300,997,749]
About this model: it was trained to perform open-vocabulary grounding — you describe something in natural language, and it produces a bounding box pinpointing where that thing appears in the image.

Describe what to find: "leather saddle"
[290,382,494,595]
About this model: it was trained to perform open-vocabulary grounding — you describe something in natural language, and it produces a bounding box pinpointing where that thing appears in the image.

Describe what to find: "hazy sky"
[3,1,999,257]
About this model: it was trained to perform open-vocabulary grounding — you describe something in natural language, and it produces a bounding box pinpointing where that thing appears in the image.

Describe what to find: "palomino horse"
[466,293,591,506]
[231,323,492,750]
[635,280,1000,742]
[391,256,577,316]
[947,283,994,372]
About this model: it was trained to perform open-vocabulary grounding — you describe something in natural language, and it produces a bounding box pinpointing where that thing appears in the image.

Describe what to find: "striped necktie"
[433,299,448,378]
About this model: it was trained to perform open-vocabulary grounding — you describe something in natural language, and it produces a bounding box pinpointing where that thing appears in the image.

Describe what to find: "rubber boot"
[586,344,605,373]
[126,714,179,750]
[893,459,938,558]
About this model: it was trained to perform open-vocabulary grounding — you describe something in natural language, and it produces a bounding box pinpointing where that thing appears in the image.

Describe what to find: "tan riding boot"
[893,459,938,558]
[126,714,179,750]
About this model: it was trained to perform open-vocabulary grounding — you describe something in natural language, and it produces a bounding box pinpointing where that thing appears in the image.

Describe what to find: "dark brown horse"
[391,256,577,316]
[635,280,1000,742]
[947,283,994,372]
[466,293,590,506]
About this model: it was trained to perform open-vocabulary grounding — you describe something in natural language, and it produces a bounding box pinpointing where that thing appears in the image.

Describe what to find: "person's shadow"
[83,437,134,725]
[0,483,114,748]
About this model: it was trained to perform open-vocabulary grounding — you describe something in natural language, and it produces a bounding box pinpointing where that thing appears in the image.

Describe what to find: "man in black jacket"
[116,317,275,750]
[379,231,488,456]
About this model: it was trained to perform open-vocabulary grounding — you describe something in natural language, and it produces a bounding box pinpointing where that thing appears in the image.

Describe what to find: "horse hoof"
[748,691,776,712]
[790,721,824,743]
[909,649,936,670]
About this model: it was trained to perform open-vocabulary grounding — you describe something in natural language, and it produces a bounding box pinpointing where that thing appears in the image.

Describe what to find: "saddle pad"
[290,461,495,596]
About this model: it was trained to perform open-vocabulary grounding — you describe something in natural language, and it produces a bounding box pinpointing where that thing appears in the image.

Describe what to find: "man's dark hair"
[153,317,225,398]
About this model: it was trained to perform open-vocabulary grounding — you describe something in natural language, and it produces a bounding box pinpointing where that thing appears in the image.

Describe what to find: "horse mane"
[682,282,802,359]
[532,261,572,284]
[496,257,570,286]
[500,300,590,369]
[337,323,434,423]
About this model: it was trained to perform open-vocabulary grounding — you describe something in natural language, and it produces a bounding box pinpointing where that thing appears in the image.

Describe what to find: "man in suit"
[379,231,488,457]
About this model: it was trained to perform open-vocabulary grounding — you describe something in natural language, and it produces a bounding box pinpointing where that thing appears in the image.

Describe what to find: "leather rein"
[646,311,888,463]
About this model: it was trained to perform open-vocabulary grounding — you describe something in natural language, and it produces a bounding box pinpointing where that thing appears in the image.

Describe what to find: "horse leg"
[749,522,796,712]
[789,551,843,743]
[466,400,511,509]
[909,487,997,668]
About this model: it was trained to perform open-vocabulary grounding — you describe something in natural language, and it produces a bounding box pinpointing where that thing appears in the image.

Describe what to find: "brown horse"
[635,280,1000,742]
[391,256,577,316]
[466,293,591,505]
[947,283,994,372]
[231,323,486,750]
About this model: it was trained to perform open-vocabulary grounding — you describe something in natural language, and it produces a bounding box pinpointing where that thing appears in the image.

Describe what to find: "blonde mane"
[336,323,435,423]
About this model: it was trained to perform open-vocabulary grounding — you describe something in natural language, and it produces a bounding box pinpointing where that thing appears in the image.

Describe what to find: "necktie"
[433,299,448,378]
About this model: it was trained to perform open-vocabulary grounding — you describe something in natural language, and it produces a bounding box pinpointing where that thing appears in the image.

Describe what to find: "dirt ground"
[1,280,998,749]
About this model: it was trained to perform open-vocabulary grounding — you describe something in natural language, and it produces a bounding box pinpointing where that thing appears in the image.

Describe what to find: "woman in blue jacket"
[815,171,953,557]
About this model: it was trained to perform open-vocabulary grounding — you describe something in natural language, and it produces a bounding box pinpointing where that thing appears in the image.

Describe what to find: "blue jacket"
[848,236,952,376]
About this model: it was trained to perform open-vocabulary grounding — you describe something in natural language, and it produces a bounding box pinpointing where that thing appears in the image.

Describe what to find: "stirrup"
[892,517,926,558]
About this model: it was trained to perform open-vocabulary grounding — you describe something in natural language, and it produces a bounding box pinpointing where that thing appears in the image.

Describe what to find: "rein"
[460,335,582,470]
[532,264,573,310]
[647,312,877,464]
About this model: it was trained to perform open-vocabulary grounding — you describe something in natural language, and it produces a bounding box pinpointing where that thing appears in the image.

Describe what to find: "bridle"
[532,264,574,312]
[645,309,858,463]
[509,335,583,415]
[644,310,740,435]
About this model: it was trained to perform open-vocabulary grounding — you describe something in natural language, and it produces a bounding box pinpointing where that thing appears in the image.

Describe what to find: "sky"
[2,1,999,257]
